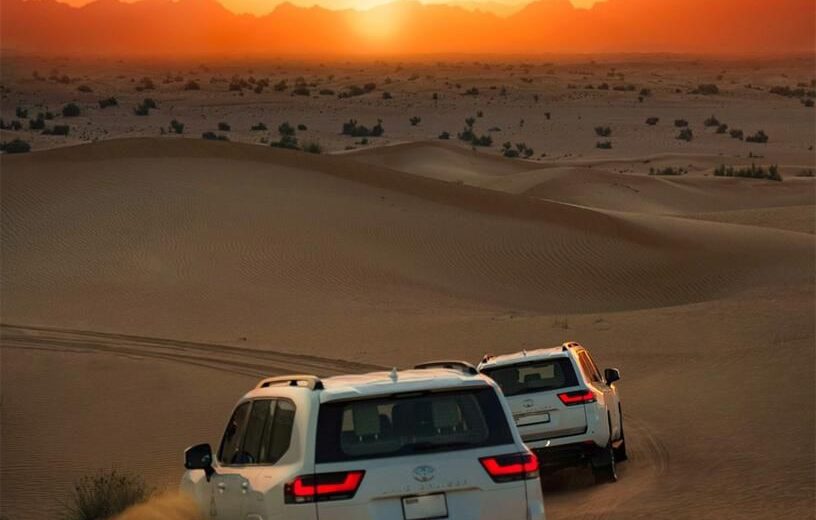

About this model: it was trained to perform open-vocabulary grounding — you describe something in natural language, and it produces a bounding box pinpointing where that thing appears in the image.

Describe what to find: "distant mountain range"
[2,0,813,56]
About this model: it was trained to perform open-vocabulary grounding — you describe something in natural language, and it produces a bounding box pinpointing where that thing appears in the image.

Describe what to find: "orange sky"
[54,0,601,15]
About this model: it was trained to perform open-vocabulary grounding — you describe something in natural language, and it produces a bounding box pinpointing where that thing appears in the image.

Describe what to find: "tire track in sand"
[0,323,386,378]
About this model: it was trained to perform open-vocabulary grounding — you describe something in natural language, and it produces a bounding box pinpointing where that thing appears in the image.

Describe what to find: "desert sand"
[1,57,815,520]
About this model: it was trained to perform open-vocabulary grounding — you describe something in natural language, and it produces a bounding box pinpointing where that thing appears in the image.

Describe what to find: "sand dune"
[1,138,814,519]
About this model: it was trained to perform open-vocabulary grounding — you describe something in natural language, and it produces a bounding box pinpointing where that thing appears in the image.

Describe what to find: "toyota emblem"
[412,465,435,482]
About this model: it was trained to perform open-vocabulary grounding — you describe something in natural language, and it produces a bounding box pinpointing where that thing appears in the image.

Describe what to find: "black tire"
[591,444,618,484]
[613,405,628,462]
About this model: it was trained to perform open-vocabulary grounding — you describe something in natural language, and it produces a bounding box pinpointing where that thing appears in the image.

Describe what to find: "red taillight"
[284,471,365,503]
[558,390,596,406]
[480,452,539,482]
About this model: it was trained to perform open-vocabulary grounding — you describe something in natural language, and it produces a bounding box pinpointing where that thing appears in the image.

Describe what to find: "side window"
[578,352,601,383]
[218,402,251,464]
[218,399,296,466]
[262,400,295,464]
[584,352,603,383]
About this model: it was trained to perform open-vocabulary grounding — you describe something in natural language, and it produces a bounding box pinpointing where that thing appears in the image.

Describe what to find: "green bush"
[169,120,184,134]
[716,123,729,134]
[62,103,81,117]
[61,469,151,520]
[0,139,31,154]
[278,122,295,136]
[302,142,322,154]
[594,126,612,137]
[649,166,687,176]
[729,129,744,140]
[341,119,384,137]
[472,134,492,147]
[714,163,781,181]
[409,116,421,126]
[745,130,768,143]
[677,128,693,141]
[29,116,46,130]
[15,107,28,118]
[202,132,229,141]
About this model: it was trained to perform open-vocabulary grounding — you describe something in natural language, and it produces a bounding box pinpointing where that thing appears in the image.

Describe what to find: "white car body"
[181,368,546,519]
[477,342,626,483]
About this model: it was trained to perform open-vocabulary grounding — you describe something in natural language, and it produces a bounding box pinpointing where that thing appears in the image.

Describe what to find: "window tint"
[218,399,296,465]
[316,387,513,463]
[218,401,251,464]
[482,358,578,397]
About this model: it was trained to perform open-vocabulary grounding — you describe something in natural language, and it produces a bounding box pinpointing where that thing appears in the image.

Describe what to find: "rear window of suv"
[315,386,513,463]
[482,358,578,397]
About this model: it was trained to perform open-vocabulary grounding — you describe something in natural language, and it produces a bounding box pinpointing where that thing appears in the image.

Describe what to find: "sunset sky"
[55,0,602,15]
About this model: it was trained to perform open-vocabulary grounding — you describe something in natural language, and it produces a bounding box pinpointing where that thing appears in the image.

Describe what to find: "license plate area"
[402,493,448,520]
[517,412,550,426]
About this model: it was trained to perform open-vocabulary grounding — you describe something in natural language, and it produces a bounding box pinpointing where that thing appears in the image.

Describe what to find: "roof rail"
[414,360,478,375]
[562,341,581,351]
[256,375,324,390]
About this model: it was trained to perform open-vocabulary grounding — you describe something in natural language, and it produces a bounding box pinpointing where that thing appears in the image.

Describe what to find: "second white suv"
[181,368,546,519]
[477,342,627,483]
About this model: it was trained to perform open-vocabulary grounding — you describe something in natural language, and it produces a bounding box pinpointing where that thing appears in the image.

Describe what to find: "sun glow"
[352,7,401,44]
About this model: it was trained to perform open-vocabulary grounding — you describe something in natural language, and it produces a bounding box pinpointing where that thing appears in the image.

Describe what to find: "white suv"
[477,342,626,483]
[181,368,546,519]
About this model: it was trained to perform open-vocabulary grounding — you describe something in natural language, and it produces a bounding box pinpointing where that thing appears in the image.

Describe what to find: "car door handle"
[241,481,249,494]
[217,482,227,490]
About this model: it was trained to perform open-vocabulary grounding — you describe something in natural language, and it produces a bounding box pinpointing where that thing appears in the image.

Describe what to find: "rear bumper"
[531,442,601,470]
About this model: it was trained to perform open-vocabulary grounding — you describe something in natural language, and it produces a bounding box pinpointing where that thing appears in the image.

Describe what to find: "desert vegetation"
[0,138,31,153]
[692,84,719,95]
[341,119,384,138]
[501,141,534,158]
[202,131,229,141]
[714,163,781,181]
[649,166,687,176]
[646,117,659,126]
[218,122,231,131]
[594,126,612,137]
[457,117,492,147]
[134,98,157,116]
[596,140,612,149]
[677,128,693,141]
[62,469,151,520]
[169,120,185,134]
[62,103,81,117]
[98,97,118,109]
[745,130,769,143]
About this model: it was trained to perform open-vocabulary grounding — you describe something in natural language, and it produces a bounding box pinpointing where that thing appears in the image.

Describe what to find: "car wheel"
[613,406,628,462]
[591,444,618,484]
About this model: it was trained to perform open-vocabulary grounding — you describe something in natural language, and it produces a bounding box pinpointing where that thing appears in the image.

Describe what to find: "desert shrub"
[677,128,693,141]
[594,126,612,137]
[297,124,307,131]
[745,130,768,143]
[136,77,155,91]
[273,80,288,92]
[649,166,687,176]
[471,134,492,147]
[0,139,31,154]
[803,98,815,107]
[302,142,322,154]
[769,85,815,98]
[269,134,299,150]
[463,87,479,96]
[77,84,93,93]
[646,117,659,126]
[291,86,310,96]
[639,88,652,98]
[62,103,81,117]
[202,131,229,141]
[714,163,781,181]
[502,142,534,158]
[704,115,720,127]
[596,140,613,149]
[716,123,729,134]
[692,84,719,95]
[184,80,200,91]
[251,122,267,131]
[674,119,689,127]
[729,129,744,140]
[796,169,814,177]
[409,116,421,126]
[278,122,295,136]
[29,115,45,130]
[438,131,450,140]
[465,117,476,128]
[502,142,519,158]
[43,124,70,136]
[134,98,157,115]
[381,91,393,100]
[319,89,335,96]
[62,469,151,520]
[341,119,384,138]
[98,97,118,109]
[169,119,184,134]
[218,122,231,131]
[15,107,28,118]
[598,83,610,90]
[142,98,158,109]
[0,119,23,130]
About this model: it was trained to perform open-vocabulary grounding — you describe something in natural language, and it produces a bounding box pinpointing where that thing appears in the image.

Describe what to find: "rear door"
[212,401,252,519]
[310,386,531,520]
[483,357,588,443]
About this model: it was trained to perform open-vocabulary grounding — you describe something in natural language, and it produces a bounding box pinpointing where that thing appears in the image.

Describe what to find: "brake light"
[284,471,365,503]
[558,390,596,406]
[480,452,539,482]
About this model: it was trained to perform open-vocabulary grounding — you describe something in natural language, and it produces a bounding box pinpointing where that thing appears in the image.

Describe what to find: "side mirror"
[604,368,621,385]
[185,443,215,481]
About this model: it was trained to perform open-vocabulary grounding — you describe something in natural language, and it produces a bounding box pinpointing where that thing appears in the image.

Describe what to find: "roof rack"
[414,360,478,375]
[256,375,324,390]
[562,341,582,352]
